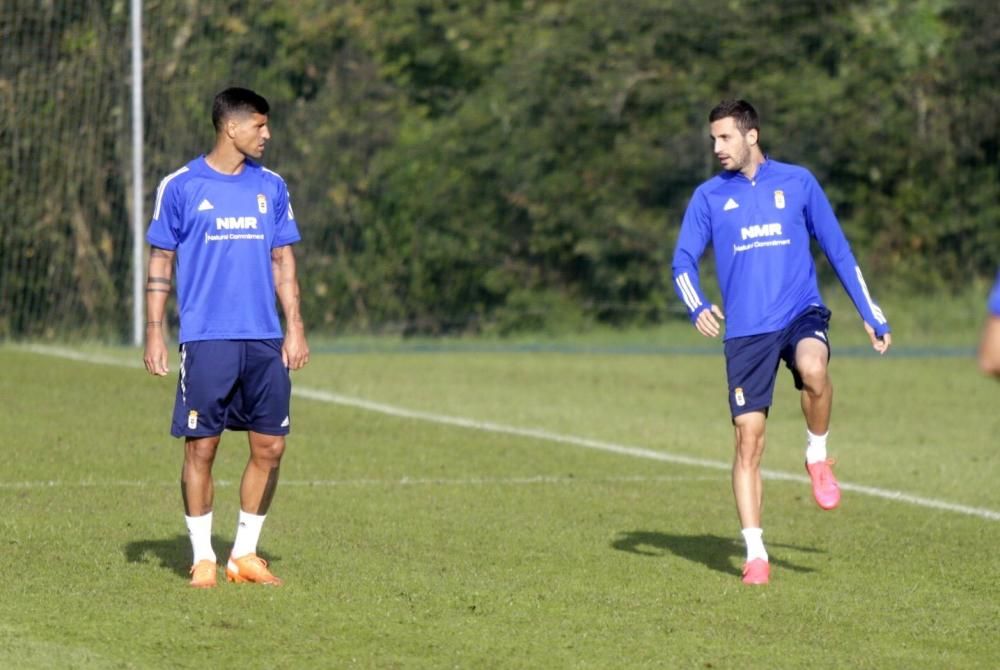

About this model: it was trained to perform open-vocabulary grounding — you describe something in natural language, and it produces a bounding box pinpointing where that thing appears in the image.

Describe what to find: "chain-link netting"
[1,1,132,339]
[1,1,286,341]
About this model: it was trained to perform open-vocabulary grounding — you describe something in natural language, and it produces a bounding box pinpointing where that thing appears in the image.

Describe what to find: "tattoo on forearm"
[145,321,162,328]
[147,273,171,295]
[256,466,281,514]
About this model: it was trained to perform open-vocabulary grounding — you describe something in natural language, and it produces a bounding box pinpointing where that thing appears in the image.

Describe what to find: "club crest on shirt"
[257,193,268,214]
[734,387,746,407]
[774,190,785,209]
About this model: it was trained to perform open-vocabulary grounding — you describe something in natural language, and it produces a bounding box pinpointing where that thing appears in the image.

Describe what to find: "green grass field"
[2,333,998,668]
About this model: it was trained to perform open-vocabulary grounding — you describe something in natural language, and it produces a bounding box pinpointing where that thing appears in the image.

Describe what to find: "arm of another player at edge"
[272,244,310,370]
[143,246,175,376]
[978,315,1000,377]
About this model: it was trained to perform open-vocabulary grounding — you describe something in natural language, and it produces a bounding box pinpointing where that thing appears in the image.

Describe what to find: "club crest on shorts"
[187,410,198,430]
[774,190,785,209]
[257,193,268,214]
[734,387,746,407]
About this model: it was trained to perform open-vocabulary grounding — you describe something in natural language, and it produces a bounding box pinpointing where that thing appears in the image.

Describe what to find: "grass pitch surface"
[1,341,997,668]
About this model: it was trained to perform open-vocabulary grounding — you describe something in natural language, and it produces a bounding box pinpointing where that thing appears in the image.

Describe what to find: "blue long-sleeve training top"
[671,158,890,340]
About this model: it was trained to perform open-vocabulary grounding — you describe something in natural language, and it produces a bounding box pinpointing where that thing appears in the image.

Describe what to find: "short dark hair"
[709,99,759,135]
[212,87,270,132]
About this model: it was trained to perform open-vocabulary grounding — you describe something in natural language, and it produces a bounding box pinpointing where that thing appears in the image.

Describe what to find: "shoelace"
[237,554,271,574]
[191,561,215,578]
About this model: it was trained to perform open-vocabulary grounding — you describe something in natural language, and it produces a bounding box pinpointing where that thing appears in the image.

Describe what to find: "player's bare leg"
[241,431,285,514]
[796,338,841,509]
[182,436,221,515]
[733,411,767,529]
[733,411,769,583]
[227,431,286,585]
[182,436,221,586]
[796,338,832,435]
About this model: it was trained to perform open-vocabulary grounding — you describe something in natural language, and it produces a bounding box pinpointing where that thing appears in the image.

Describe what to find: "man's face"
[710,116,756,173]
[229,112,271,159]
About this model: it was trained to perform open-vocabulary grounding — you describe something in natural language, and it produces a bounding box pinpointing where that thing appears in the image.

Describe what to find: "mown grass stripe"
[19,343,1000,522]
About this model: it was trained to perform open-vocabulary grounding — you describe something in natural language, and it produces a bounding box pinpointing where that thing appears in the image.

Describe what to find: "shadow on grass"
[611,531,821,577]
[123,535,281,579]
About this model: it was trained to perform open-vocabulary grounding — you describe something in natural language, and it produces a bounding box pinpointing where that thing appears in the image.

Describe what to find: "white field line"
[15,344,1000,522]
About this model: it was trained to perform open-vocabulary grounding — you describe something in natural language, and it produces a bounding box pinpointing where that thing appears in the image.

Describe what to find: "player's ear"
[746,129,758,146]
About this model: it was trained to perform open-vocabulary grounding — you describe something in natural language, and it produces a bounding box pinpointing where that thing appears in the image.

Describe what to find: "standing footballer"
[143,87,309,587]
[671,99,891,585]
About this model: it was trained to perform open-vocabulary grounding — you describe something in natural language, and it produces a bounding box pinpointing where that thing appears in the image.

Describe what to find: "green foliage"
[285,0,1000,333]
[2,0,998,338]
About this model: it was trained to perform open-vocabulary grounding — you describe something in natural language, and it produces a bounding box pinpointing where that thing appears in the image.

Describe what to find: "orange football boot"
[226,553,283,585]
[189,559,217,588]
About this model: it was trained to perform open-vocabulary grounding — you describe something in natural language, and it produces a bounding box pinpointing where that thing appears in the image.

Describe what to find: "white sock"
[741,527,768,562]
[805,429,829,464]
[185,512,216,564]
[230,510,266,559]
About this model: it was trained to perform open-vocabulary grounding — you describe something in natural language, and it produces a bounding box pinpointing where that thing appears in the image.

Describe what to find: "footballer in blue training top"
[143,87,309,588]
[670,99,891,586]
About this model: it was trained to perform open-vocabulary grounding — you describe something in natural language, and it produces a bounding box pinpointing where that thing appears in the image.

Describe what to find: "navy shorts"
[170,339,291,438]
[723,306,831,418]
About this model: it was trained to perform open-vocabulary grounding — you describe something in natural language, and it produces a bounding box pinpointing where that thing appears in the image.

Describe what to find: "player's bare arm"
[694,304,726,338]
[978,315,1000,377]
[863,321,892,355]
[144,246,175,376]
[272,244,309,370]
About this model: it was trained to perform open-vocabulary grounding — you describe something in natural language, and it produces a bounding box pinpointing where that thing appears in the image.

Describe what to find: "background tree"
[2,0,997,339]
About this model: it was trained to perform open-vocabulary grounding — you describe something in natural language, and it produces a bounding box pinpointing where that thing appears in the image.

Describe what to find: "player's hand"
[143,336,170,376]
[282,330,310,370]
[694,304,725,338]
[864,322,892,355]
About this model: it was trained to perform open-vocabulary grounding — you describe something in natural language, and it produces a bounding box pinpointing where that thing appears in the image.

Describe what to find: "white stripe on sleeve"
[675,272,703,312]
[855,266,886,325]
[152,166,189,221]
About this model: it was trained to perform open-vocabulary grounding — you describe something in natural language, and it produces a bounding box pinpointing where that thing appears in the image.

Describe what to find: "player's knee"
[735,431,764,452]
[251,436,285,463]
[184,438,219,465]
[797,357,828,393]
[733,422,765,467]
